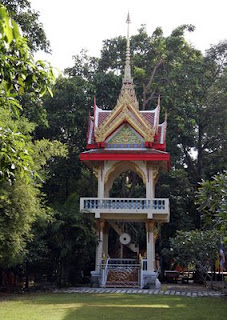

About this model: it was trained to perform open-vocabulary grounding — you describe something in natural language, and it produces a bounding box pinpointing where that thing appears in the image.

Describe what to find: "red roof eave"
[80,152,170,162]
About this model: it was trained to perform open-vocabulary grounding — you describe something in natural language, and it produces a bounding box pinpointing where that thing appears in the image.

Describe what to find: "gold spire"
[119,12,139,108]
[123,12,132,82]
[124,12,132,82]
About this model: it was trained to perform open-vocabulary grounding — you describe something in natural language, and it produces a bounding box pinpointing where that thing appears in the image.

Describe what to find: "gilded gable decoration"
[94,100,156,143]
[107,124,145,148]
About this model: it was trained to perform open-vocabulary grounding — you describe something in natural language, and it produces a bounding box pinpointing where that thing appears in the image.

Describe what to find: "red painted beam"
[80,152,170,162]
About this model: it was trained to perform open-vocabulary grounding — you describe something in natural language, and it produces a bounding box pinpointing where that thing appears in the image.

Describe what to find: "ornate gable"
[94,93,155,143]
[106,124,145,148]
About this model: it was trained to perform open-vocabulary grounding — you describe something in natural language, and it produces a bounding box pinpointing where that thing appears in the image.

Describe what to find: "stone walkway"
[54,286,224,298]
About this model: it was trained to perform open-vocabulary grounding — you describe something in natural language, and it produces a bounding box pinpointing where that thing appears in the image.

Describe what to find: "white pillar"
[146,165,159,199]
[98,165,104,198]
[95,219,105,271]
[146,165,154,199]
[146,221,155,272]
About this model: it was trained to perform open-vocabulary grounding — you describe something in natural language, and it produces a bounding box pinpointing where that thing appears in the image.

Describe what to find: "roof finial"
[123,11,132,82]
[119,12,139,108]
[126,11,131,39]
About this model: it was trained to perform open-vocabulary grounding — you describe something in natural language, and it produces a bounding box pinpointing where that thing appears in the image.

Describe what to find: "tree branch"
[142,59,164,109]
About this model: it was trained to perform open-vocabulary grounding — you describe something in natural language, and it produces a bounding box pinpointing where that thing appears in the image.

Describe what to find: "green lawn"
[0,293,226,320]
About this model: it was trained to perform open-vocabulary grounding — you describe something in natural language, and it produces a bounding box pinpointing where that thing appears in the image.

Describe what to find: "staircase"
[108,221,139,254]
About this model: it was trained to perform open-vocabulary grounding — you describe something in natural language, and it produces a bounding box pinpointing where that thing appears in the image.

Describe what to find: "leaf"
[3,15,13,44]
[11,19,21,40]
[47,86,53,98]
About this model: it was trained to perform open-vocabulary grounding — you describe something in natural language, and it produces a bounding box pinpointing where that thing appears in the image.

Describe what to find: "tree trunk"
[197,116,204,181]
[25,262,29,291]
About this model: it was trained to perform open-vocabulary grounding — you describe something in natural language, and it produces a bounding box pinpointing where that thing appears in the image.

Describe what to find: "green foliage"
[196,171,227,238]
[2,0,50,52]
[0,109,67,267]
[165,229,220,283]
[157,169,197,244]
[0,3,55,114]
[0,176,42,267]
[0,4,56,184]
[0,4,68,269]
[22,192,96,286]
[110,171,146,198]
[38,75,95,203]
[0,108,33,183]
[44,193,96,286]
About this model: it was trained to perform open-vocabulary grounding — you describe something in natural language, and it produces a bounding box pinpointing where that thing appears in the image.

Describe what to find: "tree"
[0,175,42,267]
[165,230,220,285]
[38,194,96,287]
[36,76,93,203]
[0,3,55,183]
[0,108,67,267]
[2,0,50,52]
[0,4,67,269]
[196,171,227,238]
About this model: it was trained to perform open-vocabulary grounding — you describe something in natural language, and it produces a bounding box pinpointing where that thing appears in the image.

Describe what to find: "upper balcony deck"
[80,197,169,221]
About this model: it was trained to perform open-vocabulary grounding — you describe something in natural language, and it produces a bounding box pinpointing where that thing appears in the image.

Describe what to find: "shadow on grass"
[60,294,227,320]
[1,293,226,320]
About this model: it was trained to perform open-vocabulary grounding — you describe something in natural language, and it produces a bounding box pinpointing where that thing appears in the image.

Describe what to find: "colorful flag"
[220,241,225,272]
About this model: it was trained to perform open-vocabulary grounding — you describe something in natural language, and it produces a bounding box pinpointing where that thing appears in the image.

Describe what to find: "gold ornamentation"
[145,221,154,233]
[108,124,143,145]
[97,219,105,231]
[145,221,159,241]
[153,222,160,242]
[147,164,159,182]
[152,166,159,181]
[95,97,155,143]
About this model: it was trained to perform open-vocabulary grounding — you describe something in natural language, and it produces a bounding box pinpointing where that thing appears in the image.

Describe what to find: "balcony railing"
[80,197,169,220]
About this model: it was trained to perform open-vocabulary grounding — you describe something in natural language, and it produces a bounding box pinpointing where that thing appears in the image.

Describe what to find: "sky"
[30,0,227,72]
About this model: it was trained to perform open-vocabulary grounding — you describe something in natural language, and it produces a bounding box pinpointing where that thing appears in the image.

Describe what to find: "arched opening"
[110,170,146,198]
[106,166,146,259]
[104,161,146,198]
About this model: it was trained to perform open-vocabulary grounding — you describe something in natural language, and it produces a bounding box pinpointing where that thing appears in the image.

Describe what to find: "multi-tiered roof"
[80,15,170,169]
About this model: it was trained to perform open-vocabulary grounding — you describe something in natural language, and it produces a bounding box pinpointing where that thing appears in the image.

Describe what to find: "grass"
[0,292,226,320]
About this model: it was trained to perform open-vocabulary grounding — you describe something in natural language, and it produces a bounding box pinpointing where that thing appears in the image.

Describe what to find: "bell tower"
[80,14,170,288]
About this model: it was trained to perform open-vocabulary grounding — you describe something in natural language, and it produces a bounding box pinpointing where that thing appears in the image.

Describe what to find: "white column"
[95,219,105,271]
[146,165,155,199]
[146,221,155,272]
[98,165,104,198]
[146,164,160,199]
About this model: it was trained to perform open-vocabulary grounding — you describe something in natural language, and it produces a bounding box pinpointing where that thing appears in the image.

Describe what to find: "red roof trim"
[86,142,106,149]
[86,143,99,149]
[80,152,170,162]
[153,143,166,151]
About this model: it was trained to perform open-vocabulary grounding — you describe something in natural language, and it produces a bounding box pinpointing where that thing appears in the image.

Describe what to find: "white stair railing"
[100,257,110,287]
[140,258,147,288]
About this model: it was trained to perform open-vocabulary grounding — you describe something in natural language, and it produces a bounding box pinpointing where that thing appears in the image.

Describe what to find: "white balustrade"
[80,197,169,219]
